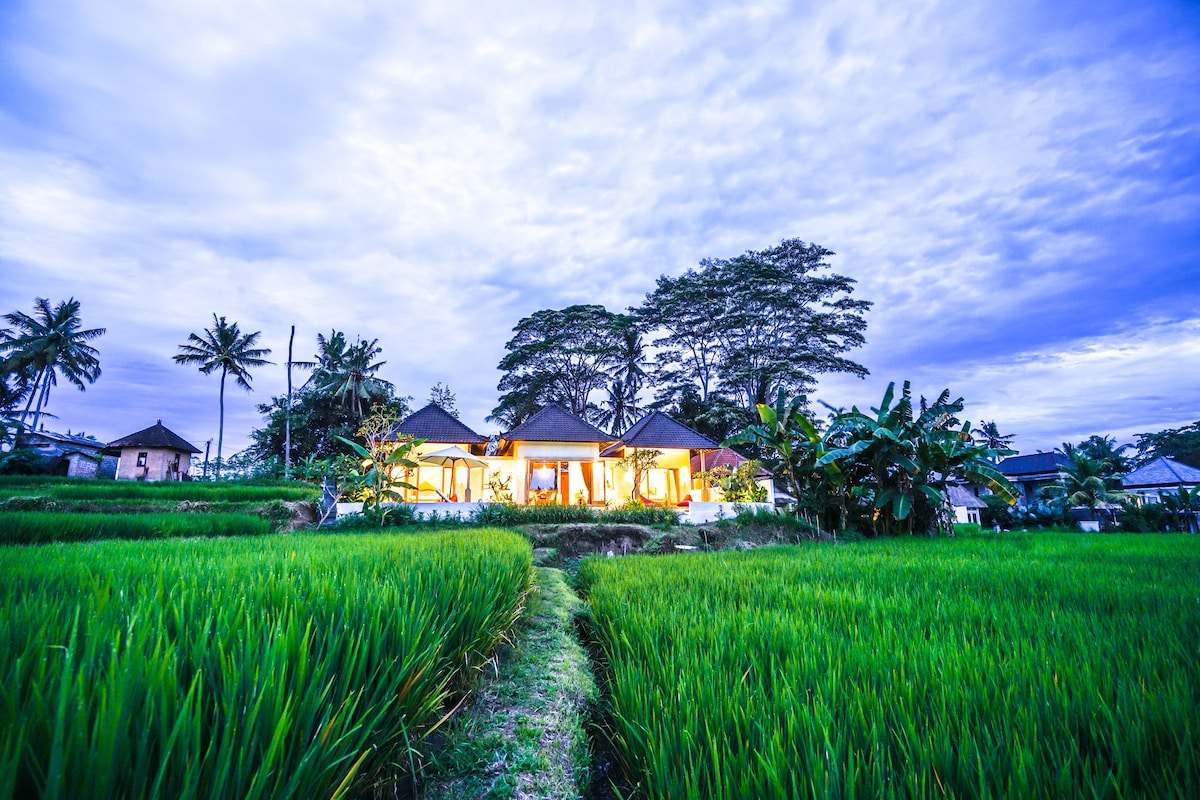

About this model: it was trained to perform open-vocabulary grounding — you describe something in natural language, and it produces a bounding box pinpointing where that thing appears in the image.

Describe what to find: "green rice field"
[0,529,532,800]
[0,511,273,543]
[0,477,319,503]
[578,534,1200,799]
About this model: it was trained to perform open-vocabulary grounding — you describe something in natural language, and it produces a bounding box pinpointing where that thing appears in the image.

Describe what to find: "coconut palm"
[314,336,391,418]
[971,420,1016,452]
[1057,451,1114,524]
[174,315,272,478]
[1,297,106,433]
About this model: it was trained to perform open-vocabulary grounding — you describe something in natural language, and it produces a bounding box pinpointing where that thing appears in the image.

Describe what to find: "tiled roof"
[1123,457,1200,488]
[502,405,614,443]
[688,447,772,477]
[947,485,987,509]
[600,411,720,456]
[107,421,201,453]
[389,403,488,444]
[998,452,1070,478]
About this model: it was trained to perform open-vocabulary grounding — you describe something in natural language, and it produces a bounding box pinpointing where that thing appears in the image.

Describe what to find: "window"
[136,452,148,468]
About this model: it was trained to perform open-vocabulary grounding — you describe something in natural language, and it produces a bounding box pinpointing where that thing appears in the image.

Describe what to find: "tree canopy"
[1134,421,1200,469]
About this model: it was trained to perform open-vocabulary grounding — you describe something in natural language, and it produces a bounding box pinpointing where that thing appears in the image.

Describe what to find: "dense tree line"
[490,238,872,437]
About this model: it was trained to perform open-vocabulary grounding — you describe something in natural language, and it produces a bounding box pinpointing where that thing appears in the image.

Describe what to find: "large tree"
[638,239,871,412]
[1134,421,1200,469]
[174,315,272,479]
[0,297,105,433]
[490,305,629,426]
[311,333,391,418]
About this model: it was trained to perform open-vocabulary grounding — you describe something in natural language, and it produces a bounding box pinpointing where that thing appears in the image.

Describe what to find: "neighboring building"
[601,411,723,505]
[12,427,114,478]
[947,485,987,525]
[997,452,1071,506]
[688,446,776,503]
[107,420,201,481]
[1122,457,1200,505]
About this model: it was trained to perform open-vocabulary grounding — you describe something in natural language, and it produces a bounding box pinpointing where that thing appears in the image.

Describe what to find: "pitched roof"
[389,403,488,445]
[600,411,720,456]
[997,451,1070,478]
[107,420,201,453]
[502,405,614,443]
[947,485,987,509]
[688,447,772,477]
[1122,456,1200,488]
[17,428,105,451]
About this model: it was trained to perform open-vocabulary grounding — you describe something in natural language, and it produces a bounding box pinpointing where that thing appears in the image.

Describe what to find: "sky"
[2,0,1198,461]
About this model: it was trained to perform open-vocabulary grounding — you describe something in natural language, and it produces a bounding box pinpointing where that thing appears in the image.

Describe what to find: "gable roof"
[688,447,772,477]
[947,485,987,509]
[997,451,1070,478]
[502,405,614,443]
[389,403,488,445]
[107,420,201,453]
[1122,456,1200,488]
[601,411,720,456]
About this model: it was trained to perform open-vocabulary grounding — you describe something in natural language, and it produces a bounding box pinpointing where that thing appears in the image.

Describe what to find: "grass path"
[419,567,598,800]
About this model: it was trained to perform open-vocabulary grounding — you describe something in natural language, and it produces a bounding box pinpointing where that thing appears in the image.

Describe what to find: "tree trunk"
[285,325,295,480]
[30,374,51,433]
[216,366,226,479]
[18,368,45,426]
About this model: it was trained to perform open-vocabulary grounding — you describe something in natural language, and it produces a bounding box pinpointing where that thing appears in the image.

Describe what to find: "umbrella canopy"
[419,446,488,500]
[418,446,488,469]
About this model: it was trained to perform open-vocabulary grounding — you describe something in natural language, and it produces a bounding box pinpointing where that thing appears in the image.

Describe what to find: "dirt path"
[418,567,597,800]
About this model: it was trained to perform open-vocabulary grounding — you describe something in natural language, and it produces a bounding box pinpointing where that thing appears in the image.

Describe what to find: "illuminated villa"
[379,403,775,517]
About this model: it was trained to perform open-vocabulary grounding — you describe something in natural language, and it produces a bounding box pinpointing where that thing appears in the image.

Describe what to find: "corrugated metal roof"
[600,411,720,456]
[1123,456,1200,488]
[502,405,614,443]
[389,403,488,444]
[107,421,201,453]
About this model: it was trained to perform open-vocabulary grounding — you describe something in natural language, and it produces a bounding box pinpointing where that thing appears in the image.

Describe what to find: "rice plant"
[0,511,273,543]
[0,477,318,503]
[0,529,532,799]
[578,534,1200,799]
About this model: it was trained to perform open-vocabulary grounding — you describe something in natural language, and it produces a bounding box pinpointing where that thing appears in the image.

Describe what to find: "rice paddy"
[578,534,1200,799]
[0,529,533,800]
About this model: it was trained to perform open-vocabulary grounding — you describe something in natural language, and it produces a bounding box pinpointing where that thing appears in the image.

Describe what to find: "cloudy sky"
[2,0,1198,460]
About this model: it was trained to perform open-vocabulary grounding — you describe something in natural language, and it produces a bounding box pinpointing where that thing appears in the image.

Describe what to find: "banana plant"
[333,434,424,524]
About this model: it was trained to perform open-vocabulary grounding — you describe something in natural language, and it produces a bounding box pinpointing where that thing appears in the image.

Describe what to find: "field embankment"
[579,533,1200,799]
[0,529,532,800]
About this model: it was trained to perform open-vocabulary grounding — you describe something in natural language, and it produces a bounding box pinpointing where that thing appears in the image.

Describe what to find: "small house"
[1121,457,1200,505]
[107,420,201,481]
[12,427,113,477]
[997,452,1071,507]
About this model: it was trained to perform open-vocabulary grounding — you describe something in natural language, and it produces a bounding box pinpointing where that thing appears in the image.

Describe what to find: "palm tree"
[314,336,391,418]
[174,315,272,478]
[971,420,1016,453]
[1057,451,1114,525]
[0,297,106,433]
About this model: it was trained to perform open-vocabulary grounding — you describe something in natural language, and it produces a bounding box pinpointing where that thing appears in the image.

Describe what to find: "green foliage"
[332,408,423,525]
[1134,420,1200,469]
[0,477,318,503]
[471,503,598,527]
[0,530,532,799]
[490,305,634,428]
[0,449,46,476]
[174,314,272,479]
[0,297,106,433]
[638,238,871,412]
[0,511,272,543]
[579,535,1200,799]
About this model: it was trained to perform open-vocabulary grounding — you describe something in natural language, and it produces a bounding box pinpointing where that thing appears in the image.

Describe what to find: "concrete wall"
[115,448,192,481]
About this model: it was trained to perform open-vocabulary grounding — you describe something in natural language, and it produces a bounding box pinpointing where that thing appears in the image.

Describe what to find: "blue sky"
[2,0,1198,458]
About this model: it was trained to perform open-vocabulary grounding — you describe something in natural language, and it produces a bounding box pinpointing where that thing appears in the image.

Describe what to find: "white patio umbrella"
[419,446,488,501]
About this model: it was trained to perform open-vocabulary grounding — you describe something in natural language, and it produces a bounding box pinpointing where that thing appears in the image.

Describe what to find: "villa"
[379,403,773,518]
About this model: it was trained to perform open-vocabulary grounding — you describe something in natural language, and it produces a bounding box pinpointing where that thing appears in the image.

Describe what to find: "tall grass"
[578,534,1200,799]
[0,477,318,503]
[0,511,273,543]
[0,530,532,800]
[469,503,680,527]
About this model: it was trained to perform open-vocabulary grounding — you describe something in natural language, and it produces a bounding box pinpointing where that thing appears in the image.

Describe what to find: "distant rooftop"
[107,420,201,453]
[601,411,720,456]
[1123,456,1200,488]
[998,451,1070,478]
